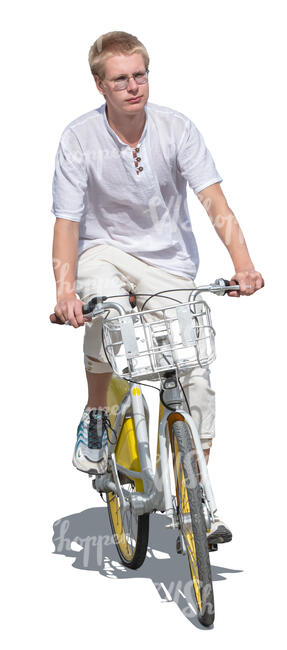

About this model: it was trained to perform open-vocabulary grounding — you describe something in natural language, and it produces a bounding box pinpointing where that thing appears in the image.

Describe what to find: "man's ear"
[94,74,105,95]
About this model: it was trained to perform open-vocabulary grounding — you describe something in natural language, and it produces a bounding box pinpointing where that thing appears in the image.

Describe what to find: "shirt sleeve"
[176,118,223,194]
[51,127,88,222]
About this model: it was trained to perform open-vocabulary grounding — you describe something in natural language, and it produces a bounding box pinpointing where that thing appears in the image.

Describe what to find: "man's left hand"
[228,270,265,297]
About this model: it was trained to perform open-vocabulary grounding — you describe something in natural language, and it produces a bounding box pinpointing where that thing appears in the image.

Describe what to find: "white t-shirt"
[51,102,222,279]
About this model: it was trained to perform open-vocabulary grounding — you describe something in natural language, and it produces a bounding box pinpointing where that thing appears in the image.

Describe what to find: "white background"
[2,0,286,646]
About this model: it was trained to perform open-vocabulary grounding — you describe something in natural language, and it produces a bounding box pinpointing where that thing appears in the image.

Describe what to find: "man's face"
[95,52,149,116]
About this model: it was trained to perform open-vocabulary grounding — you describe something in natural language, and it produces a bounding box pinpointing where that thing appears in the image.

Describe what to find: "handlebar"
[50,278,240,325]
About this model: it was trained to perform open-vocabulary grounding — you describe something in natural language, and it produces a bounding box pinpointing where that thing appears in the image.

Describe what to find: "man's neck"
[105,104,146,147]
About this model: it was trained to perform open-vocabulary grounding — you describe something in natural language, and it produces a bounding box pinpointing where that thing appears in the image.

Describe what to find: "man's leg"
[202,448,210,465]
[75,245,133,409]
[74,247,134,473]
[180,366,215,479]
[180,365,232,542]
[85,358,112,409]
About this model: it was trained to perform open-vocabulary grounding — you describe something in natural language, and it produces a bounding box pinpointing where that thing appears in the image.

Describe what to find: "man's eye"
[115,76,127,81]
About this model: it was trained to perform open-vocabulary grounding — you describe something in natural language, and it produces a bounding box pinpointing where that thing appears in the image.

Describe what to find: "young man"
[51,31,264,544]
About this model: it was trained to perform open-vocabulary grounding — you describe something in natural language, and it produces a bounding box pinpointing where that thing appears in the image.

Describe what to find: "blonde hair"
[88,31,149,79]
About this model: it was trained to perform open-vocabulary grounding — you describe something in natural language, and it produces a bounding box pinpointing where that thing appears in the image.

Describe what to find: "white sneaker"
[207,515,232,544]
[72,408,110,475]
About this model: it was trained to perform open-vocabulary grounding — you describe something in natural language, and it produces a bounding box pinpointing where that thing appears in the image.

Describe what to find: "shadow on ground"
[52,506,242,628]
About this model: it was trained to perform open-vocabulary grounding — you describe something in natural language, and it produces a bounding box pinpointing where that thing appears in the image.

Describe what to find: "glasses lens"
[135,72,148,85]
[114,80,128,90]
[114,71,149,90]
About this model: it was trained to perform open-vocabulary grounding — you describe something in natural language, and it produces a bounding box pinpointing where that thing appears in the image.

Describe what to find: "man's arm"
[196,182,264,296]
[52,218,85,327]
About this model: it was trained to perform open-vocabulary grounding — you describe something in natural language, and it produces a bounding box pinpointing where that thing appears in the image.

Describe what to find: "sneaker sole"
[207,526,232,544]
[72,456,107,476]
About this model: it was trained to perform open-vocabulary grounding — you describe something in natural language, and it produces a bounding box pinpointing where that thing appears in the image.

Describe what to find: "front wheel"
[169,418,215,627]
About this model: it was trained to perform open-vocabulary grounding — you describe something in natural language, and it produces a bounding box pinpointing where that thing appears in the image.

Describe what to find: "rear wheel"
[169,418,215,627]
[107,478,149,569]
[107,416,149,569]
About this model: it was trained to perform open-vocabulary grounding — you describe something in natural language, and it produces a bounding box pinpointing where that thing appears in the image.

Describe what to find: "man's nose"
[127,76,138,90]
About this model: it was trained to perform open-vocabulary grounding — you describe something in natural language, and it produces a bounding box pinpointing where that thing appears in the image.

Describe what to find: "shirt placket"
[132,147,143,175]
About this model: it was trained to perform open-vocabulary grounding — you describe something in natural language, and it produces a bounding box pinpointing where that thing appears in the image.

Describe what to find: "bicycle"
[51,277,239,627]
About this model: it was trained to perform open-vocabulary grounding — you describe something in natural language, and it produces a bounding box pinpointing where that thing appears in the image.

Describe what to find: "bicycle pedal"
[176,534,186,555]
[92,472,114,492]
[208,542,218,552]
[165,521,178,529]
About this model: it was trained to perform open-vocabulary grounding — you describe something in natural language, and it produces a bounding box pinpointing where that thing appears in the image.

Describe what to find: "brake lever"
[82,295,108,315]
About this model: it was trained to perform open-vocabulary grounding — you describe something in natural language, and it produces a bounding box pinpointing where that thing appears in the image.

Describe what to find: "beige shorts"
[75,244,215,448]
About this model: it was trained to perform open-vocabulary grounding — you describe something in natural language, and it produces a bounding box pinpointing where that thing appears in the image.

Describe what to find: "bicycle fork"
[159,375,218,528]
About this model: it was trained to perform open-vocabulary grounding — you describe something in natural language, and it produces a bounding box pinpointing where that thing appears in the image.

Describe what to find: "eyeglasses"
[106,70,149,91]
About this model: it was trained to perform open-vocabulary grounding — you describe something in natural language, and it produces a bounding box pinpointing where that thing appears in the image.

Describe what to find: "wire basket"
[102,299,216,381]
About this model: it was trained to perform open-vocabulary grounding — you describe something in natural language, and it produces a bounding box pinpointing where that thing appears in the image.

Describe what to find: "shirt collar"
[102,102,148,148]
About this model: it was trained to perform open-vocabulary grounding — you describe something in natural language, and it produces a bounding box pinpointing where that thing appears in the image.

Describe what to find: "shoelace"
[88,410,111,449]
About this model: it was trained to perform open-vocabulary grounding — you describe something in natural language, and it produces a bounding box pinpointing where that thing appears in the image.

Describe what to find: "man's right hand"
[51,294,89,328]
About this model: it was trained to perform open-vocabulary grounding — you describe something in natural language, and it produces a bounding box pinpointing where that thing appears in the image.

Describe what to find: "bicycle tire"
[107,491,149,569]
[107,417,149,569]
[170,418,215,627]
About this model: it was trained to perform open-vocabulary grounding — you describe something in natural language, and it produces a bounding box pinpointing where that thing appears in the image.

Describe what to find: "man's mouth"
[126,96,143,103]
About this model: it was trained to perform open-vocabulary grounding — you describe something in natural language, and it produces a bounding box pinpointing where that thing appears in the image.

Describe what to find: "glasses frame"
[104,69,149,91]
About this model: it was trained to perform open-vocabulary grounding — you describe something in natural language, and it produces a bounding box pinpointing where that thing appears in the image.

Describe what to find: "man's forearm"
[52,218,79,299]
[197,183,255,272]
[211,209,254,272]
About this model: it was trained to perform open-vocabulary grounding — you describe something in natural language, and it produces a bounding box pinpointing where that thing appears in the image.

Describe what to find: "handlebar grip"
[50,295,107,325]
[222,279,240,293]
[214,278,240,295]
[49,313,65,325]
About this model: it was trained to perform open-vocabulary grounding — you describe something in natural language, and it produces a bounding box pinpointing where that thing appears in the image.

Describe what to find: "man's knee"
[84,355,112,374]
